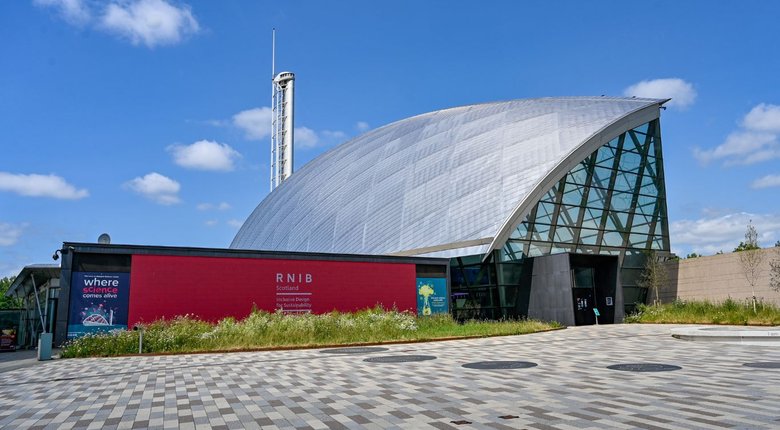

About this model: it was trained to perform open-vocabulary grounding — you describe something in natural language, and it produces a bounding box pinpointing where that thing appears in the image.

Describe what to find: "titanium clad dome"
[231,97,666,257]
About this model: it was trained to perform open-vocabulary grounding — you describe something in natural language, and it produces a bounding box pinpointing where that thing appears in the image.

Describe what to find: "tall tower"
[270,29,295,191]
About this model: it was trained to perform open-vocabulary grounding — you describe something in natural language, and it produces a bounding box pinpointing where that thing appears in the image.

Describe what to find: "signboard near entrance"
[416,277,448,316]
[67,272,130,339]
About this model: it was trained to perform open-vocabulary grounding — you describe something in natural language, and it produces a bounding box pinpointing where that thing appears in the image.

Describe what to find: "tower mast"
[270,29,295,191]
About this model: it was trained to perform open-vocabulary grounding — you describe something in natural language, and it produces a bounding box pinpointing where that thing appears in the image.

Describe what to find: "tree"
[686,252,702,259]
[0,276,22,309]
[637,250,669,306]
[738,222,764,312]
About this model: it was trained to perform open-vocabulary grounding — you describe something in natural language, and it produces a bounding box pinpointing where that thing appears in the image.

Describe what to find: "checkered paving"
[1,324,779,429]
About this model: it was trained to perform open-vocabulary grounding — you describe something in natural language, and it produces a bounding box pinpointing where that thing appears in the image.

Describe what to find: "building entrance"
[572,267,597,325]
[569,254,619,325]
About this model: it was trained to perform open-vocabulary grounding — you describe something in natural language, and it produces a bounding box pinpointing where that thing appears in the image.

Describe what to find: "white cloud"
[0,172,88,200]
[693,131,779,165]
[0,222,27,247]
[355,121,370,132]
[752,174,780,189]
[227,219,243,228]
[230,107,346,149]
[671,212,780,255]
[100,0,199,48]
[694,103,780,166]
[742,103,780,133]
[197,202,231,211]
[204,219,218,227]
[124,172,181,205]
[34,0,91,25]
[168,140,241,171]
[35,0,199,48]
[623,78,697,109]
[322,130,347,140]
[295,127,319,149]
[295,128,348,149]
[232,107,272,140]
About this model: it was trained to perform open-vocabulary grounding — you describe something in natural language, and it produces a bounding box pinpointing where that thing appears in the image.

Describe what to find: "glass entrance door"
[572,267,597,325]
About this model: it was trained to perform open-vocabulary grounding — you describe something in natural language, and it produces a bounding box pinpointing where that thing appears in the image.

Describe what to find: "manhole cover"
[363,355,437,363]
[743,362,780,369]
[320,347,389,354]
[607,363,681,372]
[462,361,537,370]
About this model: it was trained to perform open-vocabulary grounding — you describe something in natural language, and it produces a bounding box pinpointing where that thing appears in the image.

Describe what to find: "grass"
[625,298,780,326]
[61,307,561,358]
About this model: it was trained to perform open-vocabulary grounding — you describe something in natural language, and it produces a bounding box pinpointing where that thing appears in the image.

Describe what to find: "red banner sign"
[128,255,417,325]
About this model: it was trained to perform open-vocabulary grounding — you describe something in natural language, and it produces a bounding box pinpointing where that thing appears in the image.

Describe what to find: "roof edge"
[482,101,665,261]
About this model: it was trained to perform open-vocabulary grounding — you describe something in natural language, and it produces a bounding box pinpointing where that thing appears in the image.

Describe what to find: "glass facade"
[451,119,670,319]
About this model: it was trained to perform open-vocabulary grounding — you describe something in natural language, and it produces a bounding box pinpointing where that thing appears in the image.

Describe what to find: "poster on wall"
[67,272,130,339]
[416,277,448,316]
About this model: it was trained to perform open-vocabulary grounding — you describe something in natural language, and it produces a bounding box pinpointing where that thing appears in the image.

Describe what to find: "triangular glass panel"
[566,166,588,185]
[596,145,617,166]
[587,188,607,209]
[554,225,576,243]
[612,211,630,230]
[587,188,608,210]
[579,229,600,245]
[551,244,574,255]
[512,222,530,240]
[592,166,613,188]
[537,202,556,218]
[637,194,656,207]
[531,223,552,241]
[601,231,624,247]
[618,151,642,173]
[629,222,651,235]
[557,205,581,226]
[562,186,585,206]
[610,192,633,212]
[641,172,655,186]
[580,208,603,230]
[606,135,622,150]
[629,233,649,248]
[614,171,638,193]
[639,182,658,197]
[633,122,650,136]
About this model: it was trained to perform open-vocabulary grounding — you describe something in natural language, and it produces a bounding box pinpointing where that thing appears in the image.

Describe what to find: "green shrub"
[625,298,780,325]
[61,308,559,358]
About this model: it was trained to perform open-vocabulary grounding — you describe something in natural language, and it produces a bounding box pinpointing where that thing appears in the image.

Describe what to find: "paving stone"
[2,325,780,429]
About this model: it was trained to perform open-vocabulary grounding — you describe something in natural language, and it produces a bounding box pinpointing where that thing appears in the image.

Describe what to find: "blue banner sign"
[416,277,448,316]
[67,272,130,339]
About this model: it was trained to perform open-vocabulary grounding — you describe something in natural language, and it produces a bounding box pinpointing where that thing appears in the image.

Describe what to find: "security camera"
[52,250,61,261]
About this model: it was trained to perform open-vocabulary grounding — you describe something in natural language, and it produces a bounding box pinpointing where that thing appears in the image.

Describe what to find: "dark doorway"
[569,254,619,325]
[572,267,597,325]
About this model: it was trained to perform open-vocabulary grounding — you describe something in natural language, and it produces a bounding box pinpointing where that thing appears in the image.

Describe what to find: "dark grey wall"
[528,253,574,326]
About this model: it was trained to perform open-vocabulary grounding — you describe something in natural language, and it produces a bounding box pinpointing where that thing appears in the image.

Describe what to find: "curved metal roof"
[231,97,666,257]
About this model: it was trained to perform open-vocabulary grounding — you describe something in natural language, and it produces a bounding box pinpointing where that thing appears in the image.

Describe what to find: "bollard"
[134,325,143,354]
[37,332,53,361]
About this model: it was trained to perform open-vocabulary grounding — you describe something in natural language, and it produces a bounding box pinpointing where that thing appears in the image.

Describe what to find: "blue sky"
[2,0,780,276]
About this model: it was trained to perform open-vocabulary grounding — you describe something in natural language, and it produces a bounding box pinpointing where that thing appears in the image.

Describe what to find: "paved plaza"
[1,324,779,429]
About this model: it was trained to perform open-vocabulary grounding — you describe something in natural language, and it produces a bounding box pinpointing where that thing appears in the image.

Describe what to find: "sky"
[2,0,780,276]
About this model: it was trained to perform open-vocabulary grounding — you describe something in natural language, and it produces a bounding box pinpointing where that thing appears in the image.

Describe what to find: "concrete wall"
[528,253,574,326]
[652,247,780,305]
